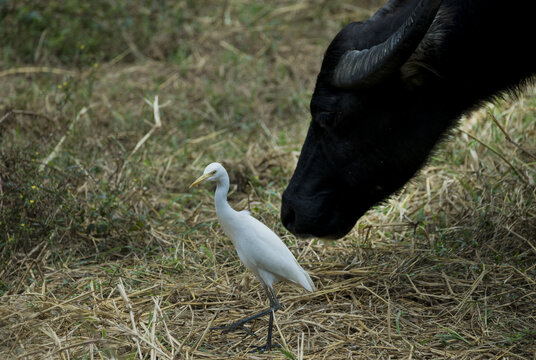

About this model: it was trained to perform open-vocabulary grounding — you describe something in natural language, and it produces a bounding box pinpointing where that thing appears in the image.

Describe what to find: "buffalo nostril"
[280,202,296,232]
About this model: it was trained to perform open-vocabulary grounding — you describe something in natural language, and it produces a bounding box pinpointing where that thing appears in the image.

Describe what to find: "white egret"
[190,162,315,352]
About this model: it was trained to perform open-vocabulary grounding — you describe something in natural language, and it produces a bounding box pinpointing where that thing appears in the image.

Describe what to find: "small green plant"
[279,347,296,359]
[435,326,471,345]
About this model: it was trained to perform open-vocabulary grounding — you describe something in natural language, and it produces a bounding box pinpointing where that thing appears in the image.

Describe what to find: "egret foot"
[211,323,258,338]
[250,342,281,353]
[211,302,276,335]
[249,298,279,353]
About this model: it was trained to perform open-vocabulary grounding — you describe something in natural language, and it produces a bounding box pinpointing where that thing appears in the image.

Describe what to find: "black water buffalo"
[281,0,536,239]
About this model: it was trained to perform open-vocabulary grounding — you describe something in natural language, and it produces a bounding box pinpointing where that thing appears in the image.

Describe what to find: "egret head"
[189,162,227,188]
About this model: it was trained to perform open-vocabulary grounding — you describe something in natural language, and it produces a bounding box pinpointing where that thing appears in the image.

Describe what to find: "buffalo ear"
[332,0,442,89]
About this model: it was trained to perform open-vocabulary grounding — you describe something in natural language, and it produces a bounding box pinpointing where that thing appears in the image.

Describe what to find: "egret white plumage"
[189,162,315,352]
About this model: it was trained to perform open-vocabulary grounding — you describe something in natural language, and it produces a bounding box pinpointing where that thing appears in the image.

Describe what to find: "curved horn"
[332,0,442,89]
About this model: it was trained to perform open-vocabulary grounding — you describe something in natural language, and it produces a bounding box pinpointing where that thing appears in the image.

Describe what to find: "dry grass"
[1,1,535,359]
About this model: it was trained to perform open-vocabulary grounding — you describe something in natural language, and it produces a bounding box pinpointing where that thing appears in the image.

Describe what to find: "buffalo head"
[281,0,445,239]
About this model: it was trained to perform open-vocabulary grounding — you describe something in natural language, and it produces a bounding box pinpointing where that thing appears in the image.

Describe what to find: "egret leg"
[211,286,281,352]
[250,286,281,353]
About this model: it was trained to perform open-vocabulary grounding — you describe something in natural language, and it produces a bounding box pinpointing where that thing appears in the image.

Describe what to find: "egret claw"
[211,323,258,338]
[249,343,281,353]
[240,325,258,338]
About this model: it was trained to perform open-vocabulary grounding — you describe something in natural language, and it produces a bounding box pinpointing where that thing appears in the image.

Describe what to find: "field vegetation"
[1,1,535,358]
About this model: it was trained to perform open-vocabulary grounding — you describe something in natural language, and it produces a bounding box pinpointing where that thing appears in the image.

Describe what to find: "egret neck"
[213,168,238,239]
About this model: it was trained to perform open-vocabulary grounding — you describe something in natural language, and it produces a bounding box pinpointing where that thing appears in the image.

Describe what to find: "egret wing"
[233,213,313,290]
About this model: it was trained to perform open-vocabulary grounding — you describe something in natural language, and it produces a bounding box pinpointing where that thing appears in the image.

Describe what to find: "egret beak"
[189,171,216,188]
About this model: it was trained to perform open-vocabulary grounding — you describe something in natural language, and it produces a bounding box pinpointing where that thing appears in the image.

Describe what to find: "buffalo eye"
[315,111,343,129]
